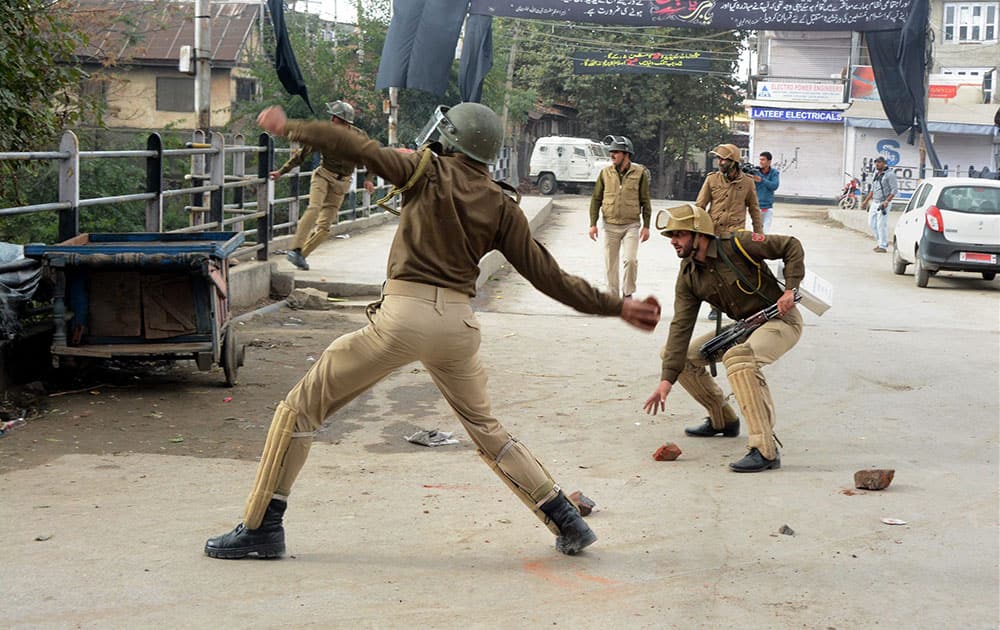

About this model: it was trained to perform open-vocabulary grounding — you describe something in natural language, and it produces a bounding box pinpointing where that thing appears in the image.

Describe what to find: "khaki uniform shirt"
[286,120,622,315]
[660,232,805,382]
[695,170,763,234]
[276,124,371,179]
[589,163,652,227]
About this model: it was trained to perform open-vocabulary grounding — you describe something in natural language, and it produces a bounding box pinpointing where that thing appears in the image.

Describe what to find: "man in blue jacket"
[752,151,780,233]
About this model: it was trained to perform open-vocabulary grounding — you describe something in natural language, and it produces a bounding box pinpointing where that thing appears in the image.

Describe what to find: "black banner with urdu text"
[469,0,912,31]
[573,50,712,75]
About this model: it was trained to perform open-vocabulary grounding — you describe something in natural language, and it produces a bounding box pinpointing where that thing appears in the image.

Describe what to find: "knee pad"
[244,402,313,528]
[478,439,561,535]
[723,345,777,459]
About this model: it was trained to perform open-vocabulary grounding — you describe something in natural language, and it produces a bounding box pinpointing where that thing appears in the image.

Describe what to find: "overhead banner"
[573,50,712,75]
[469,0,913,31]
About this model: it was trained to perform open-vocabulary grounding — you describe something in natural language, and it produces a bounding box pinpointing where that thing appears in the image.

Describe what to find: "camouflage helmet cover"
[710,143,741,162]
[326,100,355,124]
[655,203,716,237]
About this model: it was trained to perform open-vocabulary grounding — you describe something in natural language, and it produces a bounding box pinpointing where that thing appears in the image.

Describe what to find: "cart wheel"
[222,327,239,387]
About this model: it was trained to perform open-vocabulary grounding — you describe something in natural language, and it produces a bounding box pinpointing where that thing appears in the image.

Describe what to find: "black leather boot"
[729,448,780,472]
[204,498,286,559]
[540,491,597,555]
[684,417,740,437]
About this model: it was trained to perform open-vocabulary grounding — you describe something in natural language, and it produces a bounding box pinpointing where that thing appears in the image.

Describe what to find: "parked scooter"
[837,173,862,209]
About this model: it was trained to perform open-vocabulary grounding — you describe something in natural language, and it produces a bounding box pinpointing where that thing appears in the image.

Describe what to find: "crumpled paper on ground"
[405,429,459,447]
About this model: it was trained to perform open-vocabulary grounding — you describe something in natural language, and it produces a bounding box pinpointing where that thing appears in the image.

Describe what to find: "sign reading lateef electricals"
[750,108,845,122]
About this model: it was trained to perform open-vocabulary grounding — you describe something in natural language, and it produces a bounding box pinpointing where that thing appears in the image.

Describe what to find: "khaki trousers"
[292,167,351,256]
[602,221,640,297]
[266,279,557,513]
[677,307,802,451]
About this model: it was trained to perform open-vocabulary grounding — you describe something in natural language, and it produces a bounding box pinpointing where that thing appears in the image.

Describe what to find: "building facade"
[748,1,999,202]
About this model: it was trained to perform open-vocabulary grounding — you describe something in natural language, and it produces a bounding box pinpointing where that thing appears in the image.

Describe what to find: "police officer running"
[642,204,804,472]
[204,102,662,560]
[588,135,652,298]
[274,100,375,271]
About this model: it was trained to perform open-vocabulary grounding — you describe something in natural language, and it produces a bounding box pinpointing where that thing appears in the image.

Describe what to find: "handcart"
[25,232,246,386]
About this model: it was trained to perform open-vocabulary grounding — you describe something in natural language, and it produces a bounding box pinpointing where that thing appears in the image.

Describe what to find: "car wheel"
[891,239,907,275]
[914,251,930,288]
[538,174,557,196]
[983,272,996,281]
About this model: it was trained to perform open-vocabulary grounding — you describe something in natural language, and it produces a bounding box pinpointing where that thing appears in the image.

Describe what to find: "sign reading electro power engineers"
[750,108,845,123]
[573,50,712,75]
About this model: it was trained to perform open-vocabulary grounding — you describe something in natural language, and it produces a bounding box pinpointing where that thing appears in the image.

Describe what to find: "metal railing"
[1,132,515,255]
[0,130,513,258]
[0,130,402,261]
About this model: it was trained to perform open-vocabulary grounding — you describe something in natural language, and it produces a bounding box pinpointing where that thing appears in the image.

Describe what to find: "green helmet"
[326,100,355,124]
[655,203,716,237]
[416,103,503,164]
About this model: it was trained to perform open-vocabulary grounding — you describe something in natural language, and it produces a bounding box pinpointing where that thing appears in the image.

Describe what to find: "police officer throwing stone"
[642,204,803,472]
[205,103,662,559]
[588,135,652,298]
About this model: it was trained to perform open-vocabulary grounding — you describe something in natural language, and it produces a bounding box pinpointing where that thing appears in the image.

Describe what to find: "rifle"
[700,291,801,365]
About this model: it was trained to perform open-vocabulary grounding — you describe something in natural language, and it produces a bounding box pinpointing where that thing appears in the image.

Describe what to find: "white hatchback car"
[891,177,1000,287]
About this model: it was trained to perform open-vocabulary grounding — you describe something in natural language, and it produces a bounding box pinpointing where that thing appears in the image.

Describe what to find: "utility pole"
[500,22,520,183]
[499,22,519,145]
[194,0,212,132]
[383,1,398,146]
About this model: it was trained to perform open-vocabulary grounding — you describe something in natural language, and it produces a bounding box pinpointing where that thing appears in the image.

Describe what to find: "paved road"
[3,197,998,628]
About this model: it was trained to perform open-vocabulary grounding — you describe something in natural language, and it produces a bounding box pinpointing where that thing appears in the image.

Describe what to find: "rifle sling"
[716,238,783,304]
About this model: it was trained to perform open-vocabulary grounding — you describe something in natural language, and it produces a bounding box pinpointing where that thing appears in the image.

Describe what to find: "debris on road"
[854,468,895,490]
[405,429,459,447]
[881,517,908,526]
[778,524,795,536]
[568,490,596,516]
[652,442,682,461]
[287,287,334,310]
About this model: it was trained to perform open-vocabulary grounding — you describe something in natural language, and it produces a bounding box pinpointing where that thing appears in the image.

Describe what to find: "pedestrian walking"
[861,156,898,253]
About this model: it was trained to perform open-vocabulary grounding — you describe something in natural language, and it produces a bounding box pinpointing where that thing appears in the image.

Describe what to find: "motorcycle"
[837,174,862,209]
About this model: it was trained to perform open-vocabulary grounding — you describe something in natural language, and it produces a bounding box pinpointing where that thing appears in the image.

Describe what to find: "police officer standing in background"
[205,102,662,560]
[588,135,652,298]
[273,100,375,271]
[696,143,763,320]
[643,204,803,473]
[752,151,780,233]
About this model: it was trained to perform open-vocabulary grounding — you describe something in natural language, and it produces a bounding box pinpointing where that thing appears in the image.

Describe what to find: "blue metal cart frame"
[25,232,246,386]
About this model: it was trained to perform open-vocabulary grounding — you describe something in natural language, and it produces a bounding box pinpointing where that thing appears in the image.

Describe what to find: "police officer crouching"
[203,102,661,559]
[642,203,804,472]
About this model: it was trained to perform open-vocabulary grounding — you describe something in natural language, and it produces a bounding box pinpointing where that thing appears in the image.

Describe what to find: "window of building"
[941,66,996,102]
[943,3,998,42]
[235,78,257,102]
[156,77,195,112]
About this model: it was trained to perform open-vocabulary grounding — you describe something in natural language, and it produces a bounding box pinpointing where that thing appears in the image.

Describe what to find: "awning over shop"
[844,100,998,136]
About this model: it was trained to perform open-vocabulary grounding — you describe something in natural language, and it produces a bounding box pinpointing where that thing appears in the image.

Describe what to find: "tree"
[498,20,746,196]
